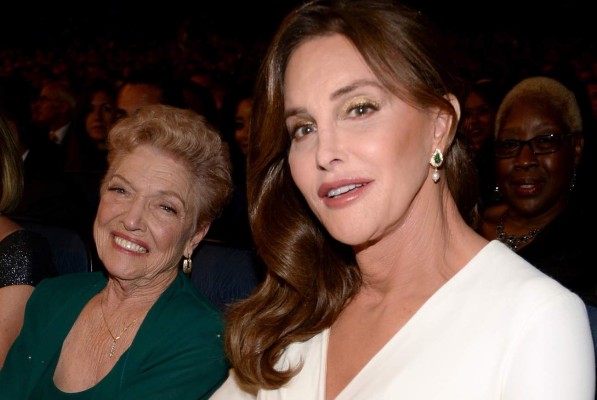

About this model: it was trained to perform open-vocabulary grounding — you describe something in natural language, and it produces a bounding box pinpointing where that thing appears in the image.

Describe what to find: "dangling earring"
[182,256,192,274]
[429,148,443,183]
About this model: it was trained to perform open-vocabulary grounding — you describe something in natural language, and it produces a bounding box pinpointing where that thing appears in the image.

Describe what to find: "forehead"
[503,98,564,127]
[112,145,194,194]
[465,91,487,108]
[92,90,113,104]
[284,34,374,103]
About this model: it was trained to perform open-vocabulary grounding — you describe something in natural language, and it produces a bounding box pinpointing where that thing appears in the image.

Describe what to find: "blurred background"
[1,0,593,46]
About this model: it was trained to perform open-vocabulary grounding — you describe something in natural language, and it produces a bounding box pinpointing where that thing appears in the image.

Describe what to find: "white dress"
[211,241,595,399]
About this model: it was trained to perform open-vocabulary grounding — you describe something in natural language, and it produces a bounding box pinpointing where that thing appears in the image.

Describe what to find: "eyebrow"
[110,174,187,206]
[284,79,382,119]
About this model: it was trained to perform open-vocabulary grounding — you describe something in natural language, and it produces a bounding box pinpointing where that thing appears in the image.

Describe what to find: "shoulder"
[473,241,585,310]
[0,230,57,287]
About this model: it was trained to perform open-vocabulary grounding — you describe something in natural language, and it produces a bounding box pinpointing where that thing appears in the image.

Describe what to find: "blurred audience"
[115,70,185,119]
[460,78,505,215]
[0,75,93,244]
[30,78,82,172]
[206,82,254,248]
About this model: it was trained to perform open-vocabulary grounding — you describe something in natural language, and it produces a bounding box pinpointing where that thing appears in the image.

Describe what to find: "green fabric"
[0,271,229,399]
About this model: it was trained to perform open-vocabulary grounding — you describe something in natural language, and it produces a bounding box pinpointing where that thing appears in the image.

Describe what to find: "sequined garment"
[0,230,57,288]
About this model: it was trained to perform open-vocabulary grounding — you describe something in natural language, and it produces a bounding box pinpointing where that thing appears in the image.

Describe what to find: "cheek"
[95,199,114,226]
[288,150,307,191]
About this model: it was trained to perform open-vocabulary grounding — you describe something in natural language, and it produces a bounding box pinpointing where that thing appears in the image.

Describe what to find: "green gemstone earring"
[429,148,443,183]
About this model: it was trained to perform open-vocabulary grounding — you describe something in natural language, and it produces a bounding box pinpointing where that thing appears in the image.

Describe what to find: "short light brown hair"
[105,104,233,226]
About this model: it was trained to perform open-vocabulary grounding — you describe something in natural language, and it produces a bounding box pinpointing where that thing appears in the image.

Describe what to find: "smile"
[327,183,365,198]
[114,236,148,253]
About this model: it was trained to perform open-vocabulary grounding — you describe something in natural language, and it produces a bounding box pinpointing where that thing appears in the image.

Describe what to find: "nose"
[122,198,146,231]
[513,141,539,167]
[316,126,343,170]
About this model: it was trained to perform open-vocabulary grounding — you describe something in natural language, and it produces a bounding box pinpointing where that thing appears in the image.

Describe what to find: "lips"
[318,180,370,199]
[509,177,545,196]
[114,235,148,253]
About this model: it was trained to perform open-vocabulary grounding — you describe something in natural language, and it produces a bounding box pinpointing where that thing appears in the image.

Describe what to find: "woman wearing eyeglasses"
[479,76,597,304]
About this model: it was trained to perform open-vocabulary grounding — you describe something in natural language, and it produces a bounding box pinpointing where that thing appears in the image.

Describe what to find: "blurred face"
[284,34,438,246]
[85,90,115,142]
[93,145,206,282]
[31,85,69,126]
[234,98,252,155]
[495,100,581,219]
[116,83,163,120]
[461,91,495,153]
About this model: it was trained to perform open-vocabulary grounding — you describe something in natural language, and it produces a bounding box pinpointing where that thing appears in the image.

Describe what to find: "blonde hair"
[105,104,233,226]
[495,76,582,137]
[0,115,24,213]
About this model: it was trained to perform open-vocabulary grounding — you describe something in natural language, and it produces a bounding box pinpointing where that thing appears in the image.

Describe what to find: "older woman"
[0,105,232,399]
[479,76,596,303]
[211,1,594,399]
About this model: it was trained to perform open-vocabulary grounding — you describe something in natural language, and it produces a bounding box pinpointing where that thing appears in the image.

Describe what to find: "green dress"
[0,271,229,399]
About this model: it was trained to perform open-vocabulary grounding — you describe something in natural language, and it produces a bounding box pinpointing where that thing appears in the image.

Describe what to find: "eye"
[160,205,178,214]
[345,98,380,119]
[496,140,519,150]
[289,122,317,140]
[108,186,127,195]
[101,104,114,114]
[535,134,558,144]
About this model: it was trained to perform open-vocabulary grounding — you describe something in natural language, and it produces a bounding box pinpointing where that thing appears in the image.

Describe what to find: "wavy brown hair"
[224,0,477,390]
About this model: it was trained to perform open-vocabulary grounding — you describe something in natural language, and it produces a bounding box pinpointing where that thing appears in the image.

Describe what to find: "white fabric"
[212,241,595,399]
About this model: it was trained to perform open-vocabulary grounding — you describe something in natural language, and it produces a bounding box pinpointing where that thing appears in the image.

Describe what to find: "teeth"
[114,236,148,253]
[327,183,364,198]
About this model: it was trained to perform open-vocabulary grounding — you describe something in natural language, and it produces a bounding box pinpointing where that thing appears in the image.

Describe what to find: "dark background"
[1,1,593,47]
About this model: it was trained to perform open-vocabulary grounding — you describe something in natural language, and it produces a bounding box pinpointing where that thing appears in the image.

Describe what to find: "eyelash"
[288,99,380,140]
[107,186,178,215]
[160,205,177,214]
[345,100,380,118]
[108,186,126,194]
[290,122,316,139]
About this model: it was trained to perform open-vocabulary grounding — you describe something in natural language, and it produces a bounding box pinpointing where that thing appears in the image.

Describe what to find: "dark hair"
[223,0,475,389]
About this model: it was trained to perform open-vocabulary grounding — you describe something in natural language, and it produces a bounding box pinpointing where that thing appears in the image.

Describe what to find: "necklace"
[496,212,542,251]
[100,296,139,358]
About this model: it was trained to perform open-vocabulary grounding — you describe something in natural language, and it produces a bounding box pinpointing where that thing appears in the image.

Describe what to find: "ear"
[184,222,211,257]
[432,93,461,150]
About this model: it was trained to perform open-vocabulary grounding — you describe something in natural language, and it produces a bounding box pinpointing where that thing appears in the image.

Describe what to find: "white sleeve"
[503,293,595,399]
[210,369,258,400]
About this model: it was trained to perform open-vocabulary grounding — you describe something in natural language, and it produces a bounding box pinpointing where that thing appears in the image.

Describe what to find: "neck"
[496,211,544,251]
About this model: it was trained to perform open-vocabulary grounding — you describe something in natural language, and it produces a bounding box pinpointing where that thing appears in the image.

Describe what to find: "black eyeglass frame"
[494,132,578,159]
